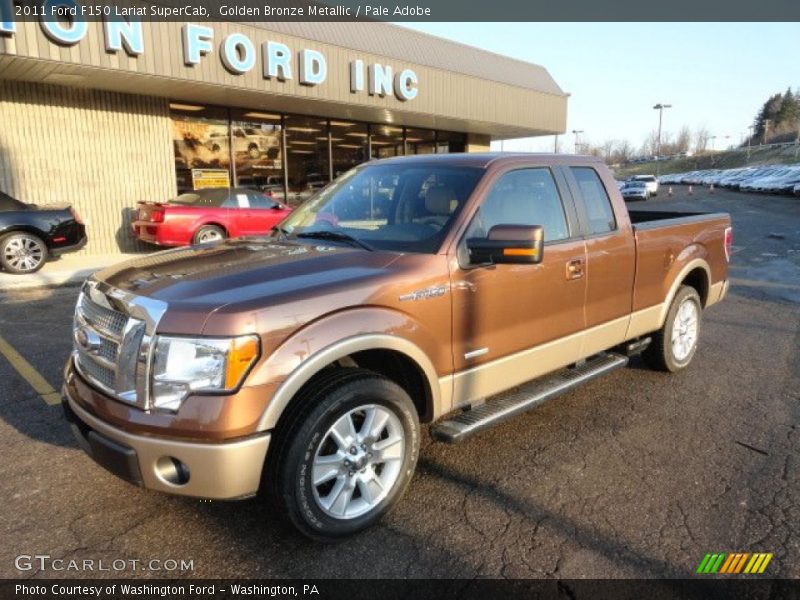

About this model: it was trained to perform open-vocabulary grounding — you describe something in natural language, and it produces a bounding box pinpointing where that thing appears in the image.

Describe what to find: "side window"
[247,192,272,208]
[570,167,617,235]
[464,168,569,242]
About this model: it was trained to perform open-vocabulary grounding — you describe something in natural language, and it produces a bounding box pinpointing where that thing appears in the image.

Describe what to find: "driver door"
[449,167,587,405]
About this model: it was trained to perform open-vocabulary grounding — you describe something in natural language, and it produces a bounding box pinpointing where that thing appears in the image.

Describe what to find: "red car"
[132,187,293,247]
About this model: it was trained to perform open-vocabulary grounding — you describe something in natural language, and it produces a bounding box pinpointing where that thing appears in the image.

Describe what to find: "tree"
[694,126,711,153]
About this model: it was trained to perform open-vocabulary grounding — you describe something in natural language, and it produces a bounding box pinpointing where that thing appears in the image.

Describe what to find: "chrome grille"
[71,280,167,411]
[77,294,127,339]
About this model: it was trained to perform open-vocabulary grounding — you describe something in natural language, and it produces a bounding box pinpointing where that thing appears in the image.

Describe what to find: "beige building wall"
[0,80,174,254]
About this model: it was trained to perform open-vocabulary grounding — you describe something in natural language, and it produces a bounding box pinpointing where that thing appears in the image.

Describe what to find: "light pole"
[653,103,672,176]
[747,125,754,162]
[763,119,771,145]
[572,129,584,154]
[710,135,717,152]
[554,134,559,154]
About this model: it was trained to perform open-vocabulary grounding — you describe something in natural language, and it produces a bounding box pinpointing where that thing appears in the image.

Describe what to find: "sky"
[399,23,800,153]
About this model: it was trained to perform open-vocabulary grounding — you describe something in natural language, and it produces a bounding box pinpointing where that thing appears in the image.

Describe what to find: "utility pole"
[747,125,754,163]
[554,134,559,154]
[763,119,771,145]
[653,103,672,177]
[571,129,584,154]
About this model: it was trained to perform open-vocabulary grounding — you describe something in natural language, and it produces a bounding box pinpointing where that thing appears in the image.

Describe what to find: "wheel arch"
[257,334,442,433]
[658,257,711,328]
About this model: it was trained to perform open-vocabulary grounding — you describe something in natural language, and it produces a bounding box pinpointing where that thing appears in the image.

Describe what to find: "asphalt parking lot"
[0,185,798,579]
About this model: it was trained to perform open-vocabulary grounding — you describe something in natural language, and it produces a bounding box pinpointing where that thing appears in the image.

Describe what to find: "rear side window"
[571,167,616,235]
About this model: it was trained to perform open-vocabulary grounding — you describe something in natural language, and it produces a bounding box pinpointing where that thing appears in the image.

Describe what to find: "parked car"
[0,190,86,274]
[621,180,649,201]
[633,175,659,197]
[656,164,800,195]
[132,187,292,247]
[794,182,800,197]
[65,154,731,540]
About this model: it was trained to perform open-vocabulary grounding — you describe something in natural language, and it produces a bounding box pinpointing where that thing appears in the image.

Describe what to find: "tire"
[0,232,48,274]
[268,368,420,541]
[642,285,702,372]
[192,225,226,244]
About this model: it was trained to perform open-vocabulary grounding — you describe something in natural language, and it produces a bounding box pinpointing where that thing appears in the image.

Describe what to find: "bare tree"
[694,126,711,153]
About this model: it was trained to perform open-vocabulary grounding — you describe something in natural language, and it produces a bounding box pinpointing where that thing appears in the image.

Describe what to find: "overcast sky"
[400,22,800,153]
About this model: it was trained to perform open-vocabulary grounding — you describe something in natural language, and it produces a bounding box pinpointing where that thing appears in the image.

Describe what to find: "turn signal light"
[150,209,165,223]
[225,336,260,389]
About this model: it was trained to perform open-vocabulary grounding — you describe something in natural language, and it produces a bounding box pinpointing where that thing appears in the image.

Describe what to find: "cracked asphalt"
[0,186,797,579]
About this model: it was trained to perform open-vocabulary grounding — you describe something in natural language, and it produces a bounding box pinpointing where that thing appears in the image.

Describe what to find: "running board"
[431,352,628,444]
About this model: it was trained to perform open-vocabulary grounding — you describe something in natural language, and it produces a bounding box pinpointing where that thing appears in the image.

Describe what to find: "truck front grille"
[73,291,145,408]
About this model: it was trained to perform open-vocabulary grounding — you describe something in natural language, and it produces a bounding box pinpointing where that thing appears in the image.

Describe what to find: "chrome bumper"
[63,387,270,500]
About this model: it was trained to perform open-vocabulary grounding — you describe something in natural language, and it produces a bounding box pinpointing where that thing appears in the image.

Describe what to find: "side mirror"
[467,224,544,265]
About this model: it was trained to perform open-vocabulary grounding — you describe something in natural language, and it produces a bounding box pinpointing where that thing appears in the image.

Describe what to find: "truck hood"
[95,238,399,309]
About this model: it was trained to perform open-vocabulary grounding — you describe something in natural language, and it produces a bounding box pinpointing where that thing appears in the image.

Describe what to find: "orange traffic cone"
[709,184,715,194]
[668,186,673,197]
[688,185,693,196]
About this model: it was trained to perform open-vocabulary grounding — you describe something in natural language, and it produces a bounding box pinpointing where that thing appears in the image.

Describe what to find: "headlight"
[151,335,260,411]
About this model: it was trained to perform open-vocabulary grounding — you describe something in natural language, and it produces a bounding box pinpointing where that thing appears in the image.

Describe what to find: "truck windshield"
[278,163,484,253]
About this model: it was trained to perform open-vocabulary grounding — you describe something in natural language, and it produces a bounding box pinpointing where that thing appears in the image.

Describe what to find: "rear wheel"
[642,285,702,372]
[269,369,420,541]
[192,225,226,244]
[0,232,48,274]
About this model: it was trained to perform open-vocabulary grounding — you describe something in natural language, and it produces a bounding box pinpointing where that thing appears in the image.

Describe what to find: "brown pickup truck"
[63,154,731,540]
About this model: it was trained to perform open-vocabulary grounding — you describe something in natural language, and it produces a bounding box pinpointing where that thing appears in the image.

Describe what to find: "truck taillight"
[150,209,165,223]
[724,226,733,262]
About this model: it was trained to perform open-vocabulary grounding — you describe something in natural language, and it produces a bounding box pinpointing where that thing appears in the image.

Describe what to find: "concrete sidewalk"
[0,253,142,291]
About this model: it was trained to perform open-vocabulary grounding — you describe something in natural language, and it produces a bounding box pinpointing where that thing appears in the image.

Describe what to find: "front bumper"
[62,384,270,500]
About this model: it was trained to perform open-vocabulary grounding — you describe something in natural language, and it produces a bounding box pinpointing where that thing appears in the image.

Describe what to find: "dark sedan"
[0,190,87,274]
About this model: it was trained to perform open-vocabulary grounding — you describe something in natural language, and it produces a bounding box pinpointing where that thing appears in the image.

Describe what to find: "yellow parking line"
[0,334,61,405]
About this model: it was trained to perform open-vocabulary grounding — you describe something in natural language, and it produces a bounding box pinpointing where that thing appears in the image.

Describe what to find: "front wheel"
[642,285,702,372]
[0,232,48,274]
[270,369,420,541]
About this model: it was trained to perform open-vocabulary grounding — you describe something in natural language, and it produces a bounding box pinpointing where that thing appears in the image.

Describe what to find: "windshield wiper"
[296,230,374,251]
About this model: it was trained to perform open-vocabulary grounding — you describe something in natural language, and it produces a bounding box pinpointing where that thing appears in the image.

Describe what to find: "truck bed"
[627,209,729,230]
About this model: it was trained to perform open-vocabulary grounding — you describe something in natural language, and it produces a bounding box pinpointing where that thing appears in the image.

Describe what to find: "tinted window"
[171,188,229,207]
[247,192,274,209]
[571,167,617,235]
[465,168,569,242]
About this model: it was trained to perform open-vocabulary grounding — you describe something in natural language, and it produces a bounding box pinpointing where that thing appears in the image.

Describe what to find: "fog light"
[155,456,190,485]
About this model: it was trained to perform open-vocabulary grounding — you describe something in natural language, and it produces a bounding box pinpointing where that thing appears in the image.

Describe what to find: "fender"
[627,254,711,340]
[253,308,451,432]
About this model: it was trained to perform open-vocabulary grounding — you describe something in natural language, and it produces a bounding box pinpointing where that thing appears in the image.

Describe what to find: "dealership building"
[0,16,567,254]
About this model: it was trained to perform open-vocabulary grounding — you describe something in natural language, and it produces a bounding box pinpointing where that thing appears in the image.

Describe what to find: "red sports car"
[132,187,293,247]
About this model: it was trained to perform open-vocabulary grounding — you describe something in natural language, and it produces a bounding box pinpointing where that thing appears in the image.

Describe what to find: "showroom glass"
[170,105,230,193]
[464,168,569,242]
[570,167,617,234]
[169,104,467,200]
[231,110,283,191]
[280,164,484,254]
[285,115,330,202]
[330,120,369,180]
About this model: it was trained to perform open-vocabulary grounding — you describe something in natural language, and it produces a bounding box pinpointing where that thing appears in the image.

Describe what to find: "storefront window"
[170,104,230,193]
[231,110,282,192]
[371,125,405,159]
[284,115,329,204]
[405,128,438,155]
[437,130,467,153]
[169,103,470,199]
[330,120,368,180]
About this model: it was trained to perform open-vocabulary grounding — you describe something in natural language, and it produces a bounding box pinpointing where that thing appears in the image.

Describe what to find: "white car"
[633,175,659,197]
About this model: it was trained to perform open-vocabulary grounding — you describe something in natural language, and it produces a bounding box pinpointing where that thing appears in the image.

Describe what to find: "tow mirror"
[467,224,544,265]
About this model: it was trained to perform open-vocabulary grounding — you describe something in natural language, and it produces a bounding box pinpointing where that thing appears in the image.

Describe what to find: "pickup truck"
[62,154,731,540]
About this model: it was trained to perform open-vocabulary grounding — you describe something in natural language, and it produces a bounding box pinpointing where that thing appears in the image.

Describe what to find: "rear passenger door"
[563,166,636,353]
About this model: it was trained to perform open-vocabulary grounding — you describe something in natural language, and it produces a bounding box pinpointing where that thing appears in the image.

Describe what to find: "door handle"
[566,258,585,280]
